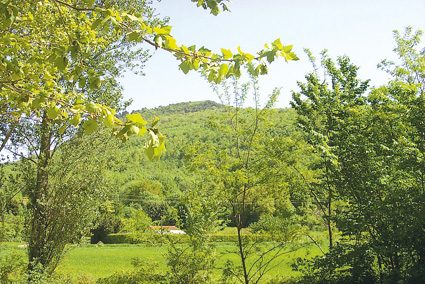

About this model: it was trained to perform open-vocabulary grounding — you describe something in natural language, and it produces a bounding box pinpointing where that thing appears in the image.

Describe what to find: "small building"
[149,226,186,234]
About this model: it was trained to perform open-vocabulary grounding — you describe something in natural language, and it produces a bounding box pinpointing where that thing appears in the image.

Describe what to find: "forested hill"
[135,100,225,115]
[106,100,298,216]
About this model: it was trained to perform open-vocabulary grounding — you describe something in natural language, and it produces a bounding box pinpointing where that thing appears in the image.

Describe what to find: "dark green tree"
[291,50,370,250]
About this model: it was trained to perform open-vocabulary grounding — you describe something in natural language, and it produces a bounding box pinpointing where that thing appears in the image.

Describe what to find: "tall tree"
[187,76,298,284]
[24,131,115,276]
[291,50,370,250]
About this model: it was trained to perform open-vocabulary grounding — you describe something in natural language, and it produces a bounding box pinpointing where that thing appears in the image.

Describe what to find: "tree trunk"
[326,173,333,250]
[27,113,51,277]
[237,224,249,284]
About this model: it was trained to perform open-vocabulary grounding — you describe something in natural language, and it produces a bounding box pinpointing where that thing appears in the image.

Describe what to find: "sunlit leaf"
[126,113,147,124]
[83,119,98,135]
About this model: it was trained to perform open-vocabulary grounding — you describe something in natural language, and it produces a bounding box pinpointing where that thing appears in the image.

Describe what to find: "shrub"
[103,233,189,244]
[0,250,26,283]
[103,232,287,244]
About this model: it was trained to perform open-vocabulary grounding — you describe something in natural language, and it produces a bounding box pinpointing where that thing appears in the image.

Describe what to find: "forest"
[1,0,425,283]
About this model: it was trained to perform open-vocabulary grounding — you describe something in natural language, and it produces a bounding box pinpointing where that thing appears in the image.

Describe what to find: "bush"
[103,232,287,244]
[91,213,123,244]
[103,233,189,244]
[1,213,25,242]
[292,243,377,284]
[0,250,26,283]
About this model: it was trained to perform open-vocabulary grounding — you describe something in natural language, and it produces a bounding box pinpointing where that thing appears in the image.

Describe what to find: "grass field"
[2,230,329,283]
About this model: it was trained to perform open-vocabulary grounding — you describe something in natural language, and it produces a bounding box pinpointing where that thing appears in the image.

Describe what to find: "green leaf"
[89,77,101,90]
[272,38,282,48]
[247,64,258,76]
[283,45,293,53]
[55,56,68,71]
[138,126,147,136]
[70,113,81,126]
[158,135,166,151]
[128,32,139,42]
[153,148,162,161]
[145,143,155,160]
[83,119,98,135]
[245,53,254,62]
[103,114,114,128]
[221,48,232,59]
[78,77,86,88]
[266,50,276,63]
[47,106,60,120]
[192,59,200,70]
[219,63,229,77]
[288,52,300,61]
[179,61,191,74]
[165,36,179,50]
[128,125,139,136]
[151,117,159,127]
[91,18,102,30]
[207,70,216,82]
[260,64,268,75]
[126,113,147,124]
[181,45,190,54]
[85,102,102,115]
[59,125,67,135]
[116,125,130,139]
[233,61,241,77]
[198,46,211,55]
[148,130,159,147]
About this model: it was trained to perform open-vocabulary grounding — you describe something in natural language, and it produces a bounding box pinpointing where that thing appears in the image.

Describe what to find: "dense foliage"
[291,28,425,283]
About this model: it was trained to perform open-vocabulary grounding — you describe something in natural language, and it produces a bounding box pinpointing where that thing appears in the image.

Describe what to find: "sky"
[120,0,425,111]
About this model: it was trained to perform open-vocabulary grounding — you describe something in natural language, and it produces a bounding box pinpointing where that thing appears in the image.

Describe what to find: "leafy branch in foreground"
[0,0,298,160]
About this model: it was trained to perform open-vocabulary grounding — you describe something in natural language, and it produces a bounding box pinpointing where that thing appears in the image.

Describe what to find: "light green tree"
[186,76,300,284]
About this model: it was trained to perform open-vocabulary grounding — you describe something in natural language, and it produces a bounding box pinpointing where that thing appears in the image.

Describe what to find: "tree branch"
[0,118,19,153]
[52,0,95,12]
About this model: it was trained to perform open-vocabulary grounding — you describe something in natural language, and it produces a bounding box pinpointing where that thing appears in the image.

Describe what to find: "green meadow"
[2,231,329,283]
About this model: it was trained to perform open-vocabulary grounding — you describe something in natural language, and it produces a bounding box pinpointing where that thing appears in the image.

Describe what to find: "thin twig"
[305,233,325,254]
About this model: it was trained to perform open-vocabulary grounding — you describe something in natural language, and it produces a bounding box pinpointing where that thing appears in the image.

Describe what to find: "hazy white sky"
[120,0,425,111]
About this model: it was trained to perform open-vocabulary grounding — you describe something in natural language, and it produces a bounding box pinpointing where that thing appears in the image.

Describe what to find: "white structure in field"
[149,226,186,234]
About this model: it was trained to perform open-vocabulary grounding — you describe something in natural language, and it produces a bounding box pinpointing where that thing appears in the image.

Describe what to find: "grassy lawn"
[55,233,328,282]
[2,230,330,283]
[56,244,169,279]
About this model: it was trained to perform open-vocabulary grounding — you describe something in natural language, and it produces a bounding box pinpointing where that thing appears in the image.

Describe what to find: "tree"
[185,76,300,284]
[357,27,425,282]
[291,50,370,250]
[26,131,116,275]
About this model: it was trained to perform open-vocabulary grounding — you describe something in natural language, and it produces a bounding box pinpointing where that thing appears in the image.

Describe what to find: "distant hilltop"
[129,100,225,115]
